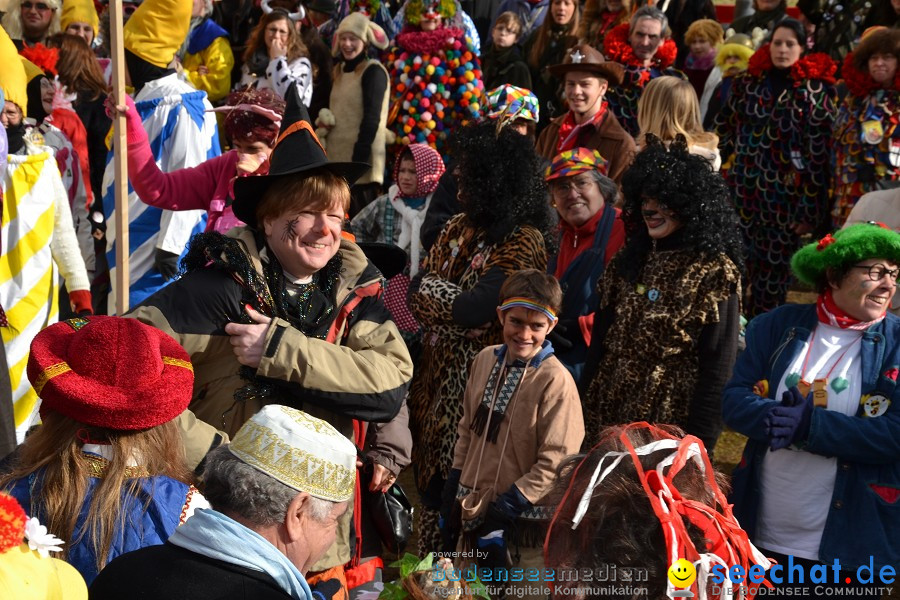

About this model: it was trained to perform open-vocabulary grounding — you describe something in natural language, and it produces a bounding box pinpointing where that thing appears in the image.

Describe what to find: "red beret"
[27,317,194,430]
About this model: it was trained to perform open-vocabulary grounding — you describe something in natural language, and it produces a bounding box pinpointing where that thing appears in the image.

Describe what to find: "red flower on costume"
[842,52,900,98]
[884,367,899,382]
[603,23,677,70]
[0,493,26,553]
[747,44,836,85]
[816,233,836,250]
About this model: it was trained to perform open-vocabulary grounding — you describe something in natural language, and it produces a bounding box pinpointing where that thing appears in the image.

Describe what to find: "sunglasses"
[22,1,53,11]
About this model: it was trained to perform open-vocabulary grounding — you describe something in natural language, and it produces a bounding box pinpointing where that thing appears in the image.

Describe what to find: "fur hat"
[792,223,900,286]
[715,33,755,73]
[332,12,389,56]
[60,0,99,37]
[27,316,194,431]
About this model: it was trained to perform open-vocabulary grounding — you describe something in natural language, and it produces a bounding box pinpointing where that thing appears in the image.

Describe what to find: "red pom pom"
[0,493,26,553]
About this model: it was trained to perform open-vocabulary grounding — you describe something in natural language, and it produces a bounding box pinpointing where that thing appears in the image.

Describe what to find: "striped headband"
[499,297,558,321]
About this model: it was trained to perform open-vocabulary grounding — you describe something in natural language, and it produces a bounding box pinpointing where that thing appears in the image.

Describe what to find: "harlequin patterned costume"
[602,23,682,138]
[715,46,836,317]
[385,25,484,157]
[831,52,900,227]
[408,213,546,553]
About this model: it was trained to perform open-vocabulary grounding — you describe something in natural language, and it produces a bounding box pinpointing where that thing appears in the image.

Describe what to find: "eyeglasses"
[493,26,519,36]
[852,264,900,282]
[549,177,594,197]
[22,1,53,10]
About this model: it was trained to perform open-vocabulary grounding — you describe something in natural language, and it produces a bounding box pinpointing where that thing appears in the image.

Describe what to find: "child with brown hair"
[482,12,532,91]
[440,269,584,600]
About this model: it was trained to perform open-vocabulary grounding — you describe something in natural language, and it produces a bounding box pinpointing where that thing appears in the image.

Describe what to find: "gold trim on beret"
[228,406,357,502]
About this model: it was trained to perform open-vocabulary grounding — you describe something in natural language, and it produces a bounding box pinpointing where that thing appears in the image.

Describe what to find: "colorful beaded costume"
[715,46,836,316]
[831,52,900,226]
[385,24,484,158]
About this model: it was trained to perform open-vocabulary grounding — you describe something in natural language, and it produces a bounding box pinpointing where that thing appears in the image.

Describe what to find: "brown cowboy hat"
[547,44,625,86]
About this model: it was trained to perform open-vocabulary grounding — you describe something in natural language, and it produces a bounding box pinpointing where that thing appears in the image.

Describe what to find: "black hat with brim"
[356,242,409,280]
[232,82,369,228]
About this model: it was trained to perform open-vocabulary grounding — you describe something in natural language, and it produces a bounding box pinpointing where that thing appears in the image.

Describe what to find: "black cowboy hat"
[232,82,369,228]
[547,44,625,86]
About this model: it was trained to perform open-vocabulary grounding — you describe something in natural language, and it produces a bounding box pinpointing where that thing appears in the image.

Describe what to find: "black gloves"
[547,317,580,352]
[439,469,461,552]
[475,485,532,570]
[154,249,180,281]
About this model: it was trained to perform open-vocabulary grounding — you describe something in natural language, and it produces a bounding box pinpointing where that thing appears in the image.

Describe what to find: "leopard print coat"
[583,247,741,446]
[408,214,548,493]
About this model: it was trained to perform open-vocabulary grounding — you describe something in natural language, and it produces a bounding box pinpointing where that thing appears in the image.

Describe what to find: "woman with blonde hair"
[0,316,207,585]
[237,9,313,104]
[577,0,631,50]
[637,75,720,168]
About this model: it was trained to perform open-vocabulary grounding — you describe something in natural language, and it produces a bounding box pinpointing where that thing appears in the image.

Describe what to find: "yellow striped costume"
[1,142,88,441]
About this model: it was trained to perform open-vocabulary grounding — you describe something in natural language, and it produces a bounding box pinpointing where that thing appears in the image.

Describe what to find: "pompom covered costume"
[715,46,836,316]
[385,6,484,158]
[830,52,900,227]
[602,23,682,137]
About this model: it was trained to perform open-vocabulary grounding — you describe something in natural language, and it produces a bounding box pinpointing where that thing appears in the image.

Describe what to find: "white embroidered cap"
[228,405,357,502]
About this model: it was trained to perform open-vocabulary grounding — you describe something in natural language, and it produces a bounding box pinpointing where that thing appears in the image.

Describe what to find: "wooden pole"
[108,0,129,314]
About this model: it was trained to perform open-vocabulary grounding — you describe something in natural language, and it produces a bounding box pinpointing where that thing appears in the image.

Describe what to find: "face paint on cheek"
[860,280,877,291]
[281,217,299,243]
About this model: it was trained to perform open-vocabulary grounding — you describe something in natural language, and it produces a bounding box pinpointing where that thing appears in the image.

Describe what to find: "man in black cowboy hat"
[535,43,636,183]
[129,82,413,592]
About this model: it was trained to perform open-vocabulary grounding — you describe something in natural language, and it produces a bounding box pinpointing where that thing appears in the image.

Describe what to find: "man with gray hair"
[88,405,357,600]
[602,5,685,137]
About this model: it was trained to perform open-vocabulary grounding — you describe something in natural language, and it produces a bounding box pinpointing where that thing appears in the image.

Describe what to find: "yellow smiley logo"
[667,559,697,588]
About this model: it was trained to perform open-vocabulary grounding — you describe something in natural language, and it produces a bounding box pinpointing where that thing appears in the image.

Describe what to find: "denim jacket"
[723,303,900,569]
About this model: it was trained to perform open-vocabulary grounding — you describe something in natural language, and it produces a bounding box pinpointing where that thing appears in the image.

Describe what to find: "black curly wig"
[451,120,556,251]
[618,136,744,282]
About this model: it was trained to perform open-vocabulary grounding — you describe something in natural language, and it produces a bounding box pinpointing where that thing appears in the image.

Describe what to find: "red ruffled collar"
[19,43,58,76]
[603,23,677,70]
[747,44,836,84]
[841,51,900,98]
[396,26,464,55]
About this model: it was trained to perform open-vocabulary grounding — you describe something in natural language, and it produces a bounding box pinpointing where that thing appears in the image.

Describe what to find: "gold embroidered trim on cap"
[162,356,193,372]
[33,362,72,395]
[229,419,355,502]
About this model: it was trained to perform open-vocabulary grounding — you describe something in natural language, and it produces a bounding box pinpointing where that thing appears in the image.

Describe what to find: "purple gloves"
[765,386,814,451]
